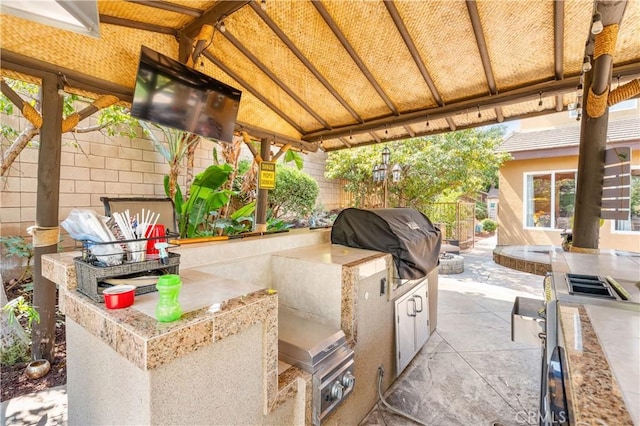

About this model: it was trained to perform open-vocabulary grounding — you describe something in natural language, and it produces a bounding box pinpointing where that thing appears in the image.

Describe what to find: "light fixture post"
[372,146,402,208]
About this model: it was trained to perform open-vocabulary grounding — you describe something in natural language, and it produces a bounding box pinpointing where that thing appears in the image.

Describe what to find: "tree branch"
[72,123,109,133]
[1,123,39,177]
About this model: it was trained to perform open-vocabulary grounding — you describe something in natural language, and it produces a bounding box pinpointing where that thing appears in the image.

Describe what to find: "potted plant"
[560,229,572,252]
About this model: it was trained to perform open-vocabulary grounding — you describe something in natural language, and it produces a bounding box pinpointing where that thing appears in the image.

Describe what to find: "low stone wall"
[492,246,552,276]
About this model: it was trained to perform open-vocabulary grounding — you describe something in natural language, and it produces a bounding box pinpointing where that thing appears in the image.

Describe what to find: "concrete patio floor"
[1,236,544,426]
[360,236,544,426]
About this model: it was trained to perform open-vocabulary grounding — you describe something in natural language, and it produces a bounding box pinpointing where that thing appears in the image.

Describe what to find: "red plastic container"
[146,224,166,255]
[103,285,135,309]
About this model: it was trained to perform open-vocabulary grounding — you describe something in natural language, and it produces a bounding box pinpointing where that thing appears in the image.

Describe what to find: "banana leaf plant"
[213,201,256,235]
[166,164,234,238]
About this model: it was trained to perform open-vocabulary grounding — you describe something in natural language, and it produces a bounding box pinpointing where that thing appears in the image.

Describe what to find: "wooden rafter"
[384,0,443,107]
[249,2,363,124]
[202,51,304,134]
[220,30,331,130]
[181,0,250,38]
[312,1,399,116]
[338,137,351,148]
[466,0,502,129]
[554,0,565,80]
[1,50,133,102]
[99,15,177,35]
[125,0,202,17]
[302,61,640,142]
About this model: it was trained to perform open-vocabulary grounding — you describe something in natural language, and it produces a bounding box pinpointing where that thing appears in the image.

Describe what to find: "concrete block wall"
[0,113,342,242]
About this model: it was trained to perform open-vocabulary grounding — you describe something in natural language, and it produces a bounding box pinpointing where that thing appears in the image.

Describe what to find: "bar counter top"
[550,250,640,425]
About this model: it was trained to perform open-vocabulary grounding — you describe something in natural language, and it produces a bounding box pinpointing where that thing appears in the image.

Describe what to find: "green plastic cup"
[155,274,182,322]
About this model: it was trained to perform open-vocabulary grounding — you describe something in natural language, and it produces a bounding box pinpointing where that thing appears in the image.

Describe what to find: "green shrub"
[482,219,497,232]
[475,201,488,221]
[269,166,319,219]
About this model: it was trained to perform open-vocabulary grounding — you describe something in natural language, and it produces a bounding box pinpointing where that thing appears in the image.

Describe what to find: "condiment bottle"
[155,274,182,322]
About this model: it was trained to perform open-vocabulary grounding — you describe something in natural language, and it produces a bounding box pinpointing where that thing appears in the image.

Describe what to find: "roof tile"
[498,116,640,153]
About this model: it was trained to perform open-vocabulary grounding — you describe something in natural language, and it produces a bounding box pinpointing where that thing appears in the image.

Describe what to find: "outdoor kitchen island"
[41,227,439,425]
[548,250,640,425]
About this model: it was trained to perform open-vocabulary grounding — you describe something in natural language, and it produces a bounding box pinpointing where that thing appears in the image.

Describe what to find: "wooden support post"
[254,138,270,232]
[31,74,63,361]
[572,1,630,251]
[572,70,608,251]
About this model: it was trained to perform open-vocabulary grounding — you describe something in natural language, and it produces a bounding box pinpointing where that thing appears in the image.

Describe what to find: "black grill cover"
[331,208,441,280]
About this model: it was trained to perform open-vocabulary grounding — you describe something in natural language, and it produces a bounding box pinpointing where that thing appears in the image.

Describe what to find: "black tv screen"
[131,46,242,143]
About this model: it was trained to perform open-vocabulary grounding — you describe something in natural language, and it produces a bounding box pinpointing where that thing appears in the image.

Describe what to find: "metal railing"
[422,202,475,249]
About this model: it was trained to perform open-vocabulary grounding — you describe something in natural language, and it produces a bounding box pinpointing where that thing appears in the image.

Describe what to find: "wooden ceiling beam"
[302,61,640,142]
[495,106,505,123]
[323,107,588,152]
[312,1,399,116]
[384,0,443,107]
[126,0,203,17]
[180,0,249,38]
[99,15,177,35]
[220,30,331,130]
[236,122,317,152]
[556,94,564,112]
[202,50,305,135]
[339,137,352,148]
[466,1,503,130]
[250,1,363,124]
[1,49,133,103]
[446,117,457,132]
[466,1,497,93]
[554,0,565,80]
[404,125,415,137]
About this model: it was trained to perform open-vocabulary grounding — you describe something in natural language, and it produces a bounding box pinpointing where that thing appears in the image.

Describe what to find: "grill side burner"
[565,274,616,299]
[278,311,355,425]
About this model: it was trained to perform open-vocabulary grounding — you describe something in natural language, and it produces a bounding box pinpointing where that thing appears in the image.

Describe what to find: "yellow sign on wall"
[259,161,276,189]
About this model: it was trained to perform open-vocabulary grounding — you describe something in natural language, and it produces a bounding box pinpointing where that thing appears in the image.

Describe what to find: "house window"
[614,168,640,232]
[525,171,576,229]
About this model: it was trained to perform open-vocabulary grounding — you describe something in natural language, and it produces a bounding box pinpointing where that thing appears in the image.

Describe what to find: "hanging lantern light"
[391,164,402,183]
[372,164,380,183]
[381,146,391,166]
[379,163,388,181]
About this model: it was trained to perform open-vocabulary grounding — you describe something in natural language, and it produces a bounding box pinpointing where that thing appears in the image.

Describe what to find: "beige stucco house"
[497,102,640,252]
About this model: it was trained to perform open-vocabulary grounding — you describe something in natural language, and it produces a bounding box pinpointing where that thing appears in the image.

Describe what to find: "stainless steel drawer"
[511,297,545,346]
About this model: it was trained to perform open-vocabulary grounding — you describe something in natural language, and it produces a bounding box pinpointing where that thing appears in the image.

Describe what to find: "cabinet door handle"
[407,299,417,317]
[413,295,424,313]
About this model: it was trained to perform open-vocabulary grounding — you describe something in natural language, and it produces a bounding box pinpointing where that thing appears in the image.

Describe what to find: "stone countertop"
[551,252,640,425]
[41,250,277,371]
[41,250,281,412]
[273,242,386,267]
[558,303,637,425]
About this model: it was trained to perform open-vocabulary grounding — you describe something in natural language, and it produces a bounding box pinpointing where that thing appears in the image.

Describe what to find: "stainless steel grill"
[278,310,355,425]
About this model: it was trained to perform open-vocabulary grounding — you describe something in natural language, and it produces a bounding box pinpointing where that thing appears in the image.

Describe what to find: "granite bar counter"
[41,229,332,425]
[42,253,284,425]
[41,228,429,425]
[549,250,640,425]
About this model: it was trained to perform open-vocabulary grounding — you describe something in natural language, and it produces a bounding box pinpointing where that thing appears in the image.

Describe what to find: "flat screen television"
[131,46,242,143]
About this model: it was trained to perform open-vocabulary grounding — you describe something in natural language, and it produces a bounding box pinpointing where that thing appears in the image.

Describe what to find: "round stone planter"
[438,254,464,274]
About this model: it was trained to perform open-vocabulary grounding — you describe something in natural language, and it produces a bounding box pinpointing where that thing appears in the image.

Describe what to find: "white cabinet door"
[395,289,416,376]
[395,281,430,376]
[414,283,430,350]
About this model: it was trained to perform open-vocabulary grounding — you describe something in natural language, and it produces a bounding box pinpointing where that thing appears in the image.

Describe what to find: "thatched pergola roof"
[1,0,639,152]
